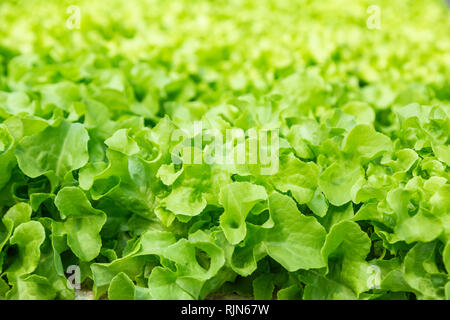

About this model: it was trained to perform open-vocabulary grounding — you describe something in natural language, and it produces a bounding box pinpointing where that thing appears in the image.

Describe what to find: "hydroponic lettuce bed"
[0,0,449,300]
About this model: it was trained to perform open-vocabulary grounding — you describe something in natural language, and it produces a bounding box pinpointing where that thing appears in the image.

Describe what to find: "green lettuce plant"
[0,0,449,300]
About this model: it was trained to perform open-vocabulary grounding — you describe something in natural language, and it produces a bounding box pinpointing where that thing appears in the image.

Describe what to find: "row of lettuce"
[0,74,448,298]
[0,0,449,299]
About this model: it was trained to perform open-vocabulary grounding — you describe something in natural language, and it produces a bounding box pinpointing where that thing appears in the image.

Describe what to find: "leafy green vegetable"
[262,192,326,271]
[108,272,136,300]
[15,120,89,182]
[0,0,449,300]
[53,187,106,261]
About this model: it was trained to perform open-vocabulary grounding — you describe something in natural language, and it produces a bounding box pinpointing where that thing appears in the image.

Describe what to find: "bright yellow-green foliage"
[0,0,449,300]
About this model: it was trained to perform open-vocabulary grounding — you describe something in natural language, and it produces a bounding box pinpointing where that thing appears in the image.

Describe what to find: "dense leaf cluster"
[0,0,449,299]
